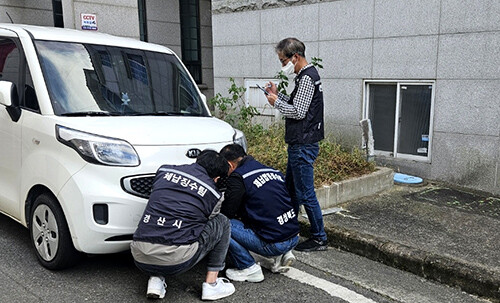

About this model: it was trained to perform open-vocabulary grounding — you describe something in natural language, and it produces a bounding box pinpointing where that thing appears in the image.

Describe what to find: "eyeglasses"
[279,54,294,65]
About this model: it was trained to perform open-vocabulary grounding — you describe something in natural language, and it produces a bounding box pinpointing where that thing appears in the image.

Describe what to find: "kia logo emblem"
[186,148,201,159]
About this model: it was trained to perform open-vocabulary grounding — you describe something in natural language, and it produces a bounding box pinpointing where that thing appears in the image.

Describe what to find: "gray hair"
[275,37,306,58]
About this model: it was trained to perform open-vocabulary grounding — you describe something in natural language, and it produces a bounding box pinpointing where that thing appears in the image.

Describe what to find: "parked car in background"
[0,24,246,269]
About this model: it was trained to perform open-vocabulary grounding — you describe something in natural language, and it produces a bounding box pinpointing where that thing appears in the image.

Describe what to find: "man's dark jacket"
[133,163,221,245]
[222,156,299,242]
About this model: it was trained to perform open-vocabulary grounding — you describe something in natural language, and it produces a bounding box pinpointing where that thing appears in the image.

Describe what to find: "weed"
[239,123,375,187]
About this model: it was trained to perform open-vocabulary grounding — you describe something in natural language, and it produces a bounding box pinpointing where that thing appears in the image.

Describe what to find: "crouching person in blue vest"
[220,144,300,282]
[131,150,235,300]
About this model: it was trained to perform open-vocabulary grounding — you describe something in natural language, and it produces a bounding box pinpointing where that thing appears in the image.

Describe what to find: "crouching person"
[220,144,300,282]
[131,150,235,300]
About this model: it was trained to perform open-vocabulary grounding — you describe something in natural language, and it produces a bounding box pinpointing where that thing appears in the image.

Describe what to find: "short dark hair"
[275,37,305,58]
[196,149,229,179]
[220,144,247,161]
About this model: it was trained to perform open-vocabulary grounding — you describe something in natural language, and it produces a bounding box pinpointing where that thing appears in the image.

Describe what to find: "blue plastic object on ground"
[394,173,423,184]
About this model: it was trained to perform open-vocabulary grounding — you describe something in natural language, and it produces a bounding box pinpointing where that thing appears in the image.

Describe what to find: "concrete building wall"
[144,0,214,98]
[62,0,140,39]
[199,0,214,98]
[0,0,53,25]
[0,0,140,38]
[211,0,500,195]
[145,0,181,58]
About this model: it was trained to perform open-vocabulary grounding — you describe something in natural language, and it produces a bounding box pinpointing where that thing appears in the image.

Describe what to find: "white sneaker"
[271,250,296,273]
[225,263,264,282]
[202,277,235,301]
[282,250,296,267]
[146,276,166,299]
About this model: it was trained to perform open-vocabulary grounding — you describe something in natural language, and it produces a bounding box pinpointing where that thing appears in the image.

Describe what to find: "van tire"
[29,193,82,270]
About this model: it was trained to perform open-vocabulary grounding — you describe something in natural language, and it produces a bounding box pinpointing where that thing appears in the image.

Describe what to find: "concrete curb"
[315,167,394,209]
[315,224,500,302]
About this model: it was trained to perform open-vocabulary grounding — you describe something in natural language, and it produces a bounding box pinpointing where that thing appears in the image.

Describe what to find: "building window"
[138,0,148,42]
[179,0,202,84]
[52,0,64,28]
[363,80,435,161]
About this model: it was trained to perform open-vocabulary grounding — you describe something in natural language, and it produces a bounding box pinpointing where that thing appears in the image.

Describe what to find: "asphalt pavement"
[301,181,500,302]
[2,179,498,302]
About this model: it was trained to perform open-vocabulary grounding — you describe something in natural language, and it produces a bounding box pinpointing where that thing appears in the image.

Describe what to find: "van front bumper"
[57,165,149,254]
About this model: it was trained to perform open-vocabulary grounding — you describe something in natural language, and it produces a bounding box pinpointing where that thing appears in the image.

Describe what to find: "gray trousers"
[134,214,230,276]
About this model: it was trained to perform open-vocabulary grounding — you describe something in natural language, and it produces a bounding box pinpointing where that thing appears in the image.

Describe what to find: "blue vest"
[285,65,324,144]
[133,163,221,245]
[235,158,299,242]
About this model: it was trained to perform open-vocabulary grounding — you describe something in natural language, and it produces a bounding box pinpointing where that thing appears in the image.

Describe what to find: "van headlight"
[233,128,248,152]
[56,125,140,166]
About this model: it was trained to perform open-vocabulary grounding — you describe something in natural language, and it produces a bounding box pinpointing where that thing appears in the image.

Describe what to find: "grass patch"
[240,123,375,187]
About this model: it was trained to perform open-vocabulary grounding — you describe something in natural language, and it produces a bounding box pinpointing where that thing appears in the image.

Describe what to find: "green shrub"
[315,138,375,187]
[239,123,375,187]
[208,77,259,129]
[239,123,288,173]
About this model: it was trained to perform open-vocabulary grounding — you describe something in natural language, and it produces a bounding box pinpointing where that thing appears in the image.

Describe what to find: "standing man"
[265,37,328,252]
[219,144,299,282]
[131,150,235,300]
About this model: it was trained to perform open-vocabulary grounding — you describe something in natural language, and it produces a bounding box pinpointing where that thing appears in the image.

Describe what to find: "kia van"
[0,24,246,269]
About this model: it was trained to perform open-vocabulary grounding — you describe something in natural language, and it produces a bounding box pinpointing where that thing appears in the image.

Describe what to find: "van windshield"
[34,40,209,117]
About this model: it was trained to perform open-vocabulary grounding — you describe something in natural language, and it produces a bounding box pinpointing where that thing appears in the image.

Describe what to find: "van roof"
[0,23,173,54]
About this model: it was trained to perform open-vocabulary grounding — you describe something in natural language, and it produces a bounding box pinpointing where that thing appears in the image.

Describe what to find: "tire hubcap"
[32,204,59,261]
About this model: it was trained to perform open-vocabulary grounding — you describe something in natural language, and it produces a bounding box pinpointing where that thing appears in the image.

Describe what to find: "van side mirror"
[0,81,14,107]
[0,80,21,122]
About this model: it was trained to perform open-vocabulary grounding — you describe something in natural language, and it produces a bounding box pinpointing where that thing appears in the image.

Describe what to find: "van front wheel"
[29,193,81,269]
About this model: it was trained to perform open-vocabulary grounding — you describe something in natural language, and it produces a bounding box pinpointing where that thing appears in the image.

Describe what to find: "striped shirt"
[274,64,316,120]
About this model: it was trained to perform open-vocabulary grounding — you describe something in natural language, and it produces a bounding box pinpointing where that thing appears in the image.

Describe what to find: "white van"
[0,24,245,269]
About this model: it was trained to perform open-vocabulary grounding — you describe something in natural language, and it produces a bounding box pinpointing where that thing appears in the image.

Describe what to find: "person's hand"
[266,81,278,95]
[266,93,278,106]
[265,82,278,106]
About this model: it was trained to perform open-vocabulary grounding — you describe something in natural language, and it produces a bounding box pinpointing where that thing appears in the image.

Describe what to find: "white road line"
[253,253,376,302]
[283,267,377,303]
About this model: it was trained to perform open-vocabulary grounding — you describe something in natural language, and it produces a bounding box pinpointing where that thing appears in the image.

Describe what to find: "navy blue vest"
[133,163,221,245]
[285,65,324,144]
[235,158,299,242]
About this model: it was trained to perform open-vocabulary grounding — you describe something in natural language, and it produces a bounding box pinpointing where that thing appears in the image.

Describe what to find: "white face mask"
[281,60,295,76]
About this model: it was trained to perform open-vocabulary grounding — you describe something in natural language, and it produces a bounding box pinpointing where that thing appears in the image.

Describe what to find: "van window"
[24,71,39,112]
[34,40,209,117]
[0,38,39,112]
[0,38,19,87]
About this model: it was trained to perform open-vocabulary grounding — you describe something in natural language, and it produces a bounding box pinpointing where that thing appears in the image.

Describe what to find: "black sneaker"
[294,238,328,252]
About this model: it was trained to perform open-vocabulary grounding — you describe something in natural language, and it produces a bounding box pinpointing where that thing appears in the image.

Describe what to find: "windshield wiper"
[130,112,178,116]
[132,111,205,117]
[61,111,121,117]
